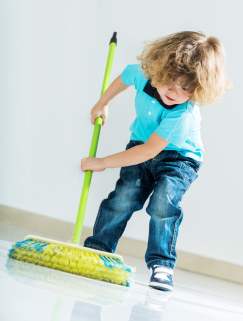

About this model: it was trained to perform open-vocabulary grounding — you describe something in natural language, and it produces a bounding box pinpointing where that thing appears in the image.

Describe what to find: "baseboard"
[1,204,242,285]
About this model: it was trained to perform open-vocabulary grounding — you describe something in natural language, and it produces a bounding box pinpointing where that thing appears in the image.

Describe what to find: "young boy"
[81,31,231,291]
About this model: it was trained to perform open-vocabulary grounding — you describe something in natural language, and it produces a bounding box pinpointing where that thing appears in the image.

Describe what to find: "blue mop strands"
[11,240,50,253]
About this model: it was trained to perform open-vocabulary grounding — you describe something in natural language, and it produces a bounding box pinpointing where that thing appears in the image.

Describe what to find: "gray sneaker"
[149,265,173,291]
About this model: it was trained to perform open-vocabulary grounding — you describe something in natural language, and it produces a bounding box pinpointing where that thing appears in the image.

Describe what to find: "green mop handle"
[72,32,117,244]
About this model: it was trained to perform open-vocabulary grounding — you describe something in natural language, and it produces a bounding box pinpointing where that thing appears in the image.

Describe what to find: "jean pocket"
[126,140,143,150]
[179,161,198,185]
[125,141,134,150]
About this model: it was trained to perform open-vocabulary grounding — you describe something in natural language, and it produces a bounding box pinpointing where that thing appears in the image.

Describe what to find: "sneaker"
[149,265,173,291]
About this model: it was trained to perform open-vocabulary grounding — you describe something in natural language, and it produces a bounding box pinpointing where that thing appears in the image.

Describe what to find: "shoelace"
[152,266,173,280]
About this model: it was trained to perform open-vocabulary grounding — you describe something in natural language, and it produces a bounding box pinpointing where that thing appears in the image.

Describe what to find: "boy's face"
[156,76,191,105]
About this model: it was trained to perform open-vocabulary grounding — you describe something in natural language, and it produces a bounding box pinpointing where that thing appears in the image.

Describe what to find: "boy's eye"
[182,87,188,91]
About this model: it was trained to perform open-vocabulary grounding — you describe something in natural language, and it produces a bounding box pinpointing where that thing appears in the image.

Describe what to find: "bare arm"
[102,132,170,168]
[81,133,170,172]
[100,75,131,105]
[91,75,131,125]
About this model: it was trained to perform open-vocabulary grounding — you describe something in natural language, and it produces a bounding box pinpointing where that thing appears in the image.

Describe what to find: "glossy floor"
[0,226,243,320]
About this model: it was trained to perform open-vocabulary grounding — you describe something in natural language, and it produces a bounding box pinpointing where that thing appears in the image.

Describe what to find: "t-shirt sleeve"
[121,64,142,90]
[155,108,194,148]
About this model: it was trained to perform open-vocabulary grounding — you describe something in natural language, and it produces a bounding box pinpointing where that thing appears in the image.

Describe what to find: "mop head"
[8,236,135,287]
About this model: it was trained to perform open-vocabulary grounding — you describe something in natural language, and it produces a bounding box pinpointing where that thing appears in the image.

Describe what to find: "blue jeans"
[84,140,202,270]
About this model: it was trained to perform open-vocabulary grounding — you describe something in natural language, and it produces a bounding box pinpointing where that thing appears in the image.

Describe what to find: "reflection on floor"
[0,225,243,321]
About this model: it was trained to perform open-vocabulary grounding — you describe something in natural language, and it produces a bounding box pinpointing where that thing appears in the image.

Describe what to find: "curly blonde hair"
[137,31,232,105]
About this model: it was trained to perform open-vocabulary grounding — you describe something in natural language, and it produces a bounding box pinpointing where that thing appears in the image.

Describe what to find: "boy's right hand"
[91,100,109,126]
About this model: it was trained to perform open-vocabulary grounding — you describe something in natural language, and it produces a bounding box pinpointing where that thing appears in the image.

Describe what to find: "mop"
[8,32,135,287]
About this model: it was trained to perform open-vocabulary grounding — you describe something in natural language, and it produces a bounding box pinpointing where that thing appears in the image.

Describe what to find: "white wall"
[1,0,242,266]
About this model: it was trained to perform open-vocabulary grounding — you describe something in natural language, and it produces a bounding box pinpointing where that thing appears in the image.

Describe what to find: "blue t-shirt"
[121,64,204,161]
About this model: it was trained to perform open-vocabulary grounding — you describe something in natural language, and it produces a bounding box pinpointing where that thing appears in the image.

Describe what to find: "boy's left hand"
[81,157,105,172]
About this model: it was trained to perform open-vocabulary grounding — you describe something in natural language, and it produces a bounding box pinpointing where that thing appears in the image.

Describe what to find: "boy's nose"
[168,86,178,96]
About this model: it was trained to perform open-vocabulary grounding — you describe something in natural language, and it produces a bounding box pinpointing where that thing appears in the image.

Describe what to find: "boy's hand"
[81,157,105,172]
[91,100,109,126]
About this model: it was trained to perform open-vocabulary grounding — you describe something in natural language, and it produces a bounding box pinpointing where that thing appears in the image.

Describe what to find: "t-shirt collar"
[143,79,178,110]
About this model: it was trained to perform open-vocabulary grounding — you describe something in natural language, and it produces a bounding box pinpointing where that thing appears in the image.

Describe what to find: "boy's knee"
[146,189,182,218]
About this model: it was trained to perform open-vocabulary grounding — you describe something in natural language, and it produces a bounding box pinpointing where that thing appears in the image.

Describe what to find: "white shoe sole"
[149,282,173,291]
